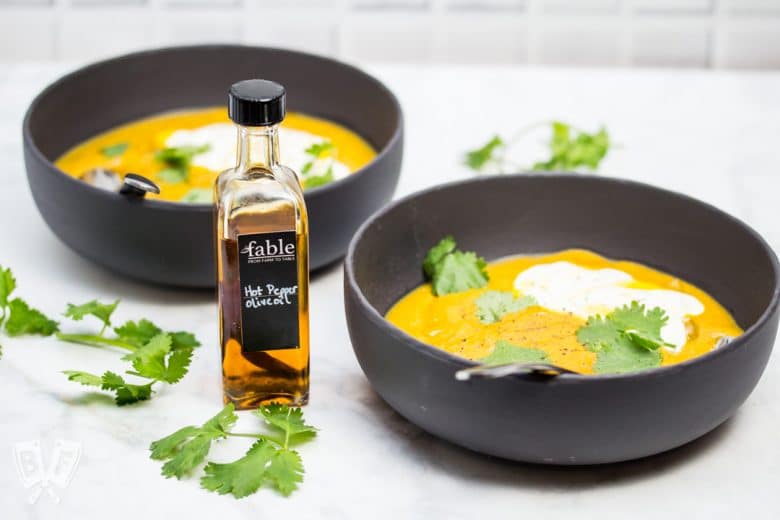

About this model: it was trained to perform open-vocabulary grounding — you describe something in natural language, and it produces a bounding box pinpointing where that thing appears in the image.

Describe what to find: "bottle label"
[237,231,300,352]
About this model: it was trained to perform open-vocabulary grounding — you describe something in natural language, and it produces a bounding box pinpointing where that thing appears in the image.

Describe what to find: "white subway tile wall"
[537,22,621,66]
[632,24,712,67]
[542,0,619,14]
[632,0,713,14]
[0,0,778,68]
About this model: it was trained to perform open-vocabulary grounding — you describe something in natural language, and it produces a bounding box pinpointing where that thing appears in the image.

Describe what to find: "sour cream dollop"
[165,123,350,180]
[513,261,704,351]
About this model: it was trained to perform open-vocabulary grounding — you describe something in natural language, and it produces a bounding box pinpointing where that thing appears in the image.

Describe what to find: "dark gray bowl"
[345,174,779,464]
[23,45,403,287]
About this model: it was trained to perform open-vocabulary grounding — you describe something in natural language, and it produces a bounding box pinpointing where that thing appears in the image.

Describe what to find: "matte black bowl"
[23,45,403,287]
[345,175,779,464]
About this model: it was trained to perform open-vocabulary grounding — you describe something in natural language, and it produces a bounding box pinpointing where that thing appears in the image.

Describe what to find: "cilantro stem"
[55,333,137,352]
[226,432,284,446]
[505,120,550,146]
[283,408,291,449]
[486,121,550,174]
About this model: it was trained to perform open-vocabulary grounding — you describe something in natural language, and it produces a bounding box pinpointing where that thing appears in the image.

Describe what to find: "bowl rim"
[345,173,780,382]
[22,43,404,211]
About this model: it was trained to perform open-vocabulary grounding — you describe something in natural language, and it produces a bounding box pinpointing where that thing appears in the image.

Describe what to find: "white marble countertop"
[0,63,779,520]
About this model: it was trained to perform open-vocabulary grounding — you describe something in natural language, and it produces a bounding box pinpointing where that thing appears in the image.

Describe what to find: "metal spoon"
[79,169,159,198]
[455,362,580,381]
[119,173,160,198]
[714,335,733,350]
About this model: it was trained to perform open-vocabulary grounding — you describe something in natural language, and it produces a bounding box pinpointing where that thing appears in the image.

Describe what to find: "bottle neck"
[236,124,281,171]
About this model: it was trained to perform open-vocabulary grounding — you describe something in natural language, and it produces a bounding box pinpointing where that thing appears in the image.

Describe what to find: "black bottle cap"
[228,79,286,126]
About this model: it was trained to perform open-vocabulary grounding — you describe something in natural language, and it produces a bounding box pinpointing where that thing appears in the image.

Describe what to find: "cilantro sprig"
[155,144,210,184]
[300,140,337,190]
[150,404,238,479]
[58,301,200,405]
[151,404,317,498]
[0,265,59,357]
[464,121,611,174]
[304,141,334,158]
[303,166,334,190]
[0,264,199,404]
[464,136,504,171]
[576,301,672,374]
[423,236,489,296]
[533,122,610,171]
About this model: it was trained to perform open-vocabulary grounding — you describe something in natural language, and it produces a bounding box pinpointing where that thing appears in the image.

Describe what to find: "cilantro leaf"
[65,369,156,407]
[423,237,489,296]
[148,426,202,460]
[101,371,154,406]
[303,166,334,190]
[114,319,199,352]
[423,236,456,279]
[624,330,669,351]
[475,291,536,324]
[5,298,58,336]
[155,145,210,169]
[114,319,162,347]
[100,142,128,157]
[125,333,172,378]
[64,299,119,329]
[169,331,200,351]
[154,145,209,184]
[0,266,16,329]
[433,252,489,296]
[256,405,317,444]
[589,333,661,374]
[480,340,549,365]
[429,251,489,296]
[304,141,334,157]
[533,122,610,172]
[150,404,237,479]
[162,348,194,384]
[202,403,240,433]
[266,450,304,496]
[575,314,617,352]
[159,435,214,478]
[124,333,193,384]
[609,301,669,348]
[63,370,103,387]
[576,302,669,374]
[464,135,504,171]
[0,266,16,310]
[201,440,277,498]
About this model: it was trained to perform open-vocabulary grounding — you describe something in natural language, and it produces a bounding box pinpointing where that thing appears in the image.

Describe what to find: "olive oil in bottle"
[215,80,310,410]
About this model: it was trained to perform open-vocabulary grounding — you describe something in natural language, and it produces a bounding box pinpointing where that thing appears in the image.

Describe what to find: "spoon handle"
[119,173,160,198]
[455,362,579,381]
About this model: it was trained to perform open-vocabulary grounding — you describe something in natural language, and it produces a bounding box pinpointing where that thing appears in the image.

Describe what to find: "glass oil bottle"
[215,79,310,410]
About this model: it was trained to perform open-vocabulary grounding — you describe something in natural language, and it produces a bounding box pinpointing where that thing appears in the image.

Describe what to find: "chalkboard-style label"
[237,231,300,352]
